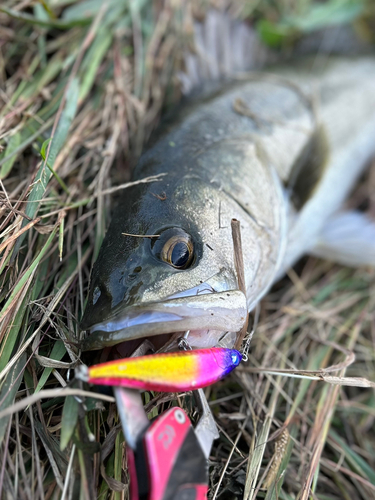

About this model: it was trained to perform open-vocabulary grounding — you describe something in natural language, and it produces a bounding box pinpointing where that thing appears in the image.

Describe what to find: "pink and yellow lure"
[78,348,241,392]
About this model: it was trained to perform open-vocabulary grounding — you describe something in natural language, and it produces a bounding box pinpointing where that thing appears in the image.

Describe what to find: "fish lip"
[81,289,247,351]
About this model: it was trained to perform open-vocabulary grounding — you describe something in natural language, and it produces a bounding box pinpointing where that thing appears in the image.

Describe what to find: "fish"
[77,348,242,392]
[80,25,375,355]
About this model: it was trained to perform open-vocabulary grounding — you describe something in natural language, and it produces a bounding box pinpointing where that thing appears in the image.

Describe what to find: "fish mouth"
[81,289,247,352]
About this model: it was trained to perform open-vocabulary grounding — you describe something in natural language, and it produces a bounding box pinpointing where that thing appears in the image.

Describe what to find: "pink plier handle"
[127,407,209,500]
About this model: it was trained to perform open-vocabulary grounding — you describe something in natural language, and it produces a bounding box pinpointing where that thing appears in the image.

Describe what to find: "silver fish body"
[81,57,375,352]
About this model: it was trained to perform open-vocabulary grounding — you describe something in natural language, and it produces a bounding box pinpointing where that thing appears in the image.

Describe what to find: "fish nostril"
[93,286,101,305]
[124,267,142,284]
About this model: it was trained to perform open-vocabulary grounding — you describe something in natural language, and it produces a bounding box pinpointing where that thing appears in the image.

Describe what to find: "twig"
[231,218,249,350]
[122,232,160,238]
[0,388,115,420]
[0,217,40,253]
[61,444,76,500]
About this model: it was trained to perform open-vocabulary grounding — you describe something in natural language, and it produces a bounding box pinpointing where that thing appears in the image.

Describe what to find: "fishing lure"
[77,348,242,392]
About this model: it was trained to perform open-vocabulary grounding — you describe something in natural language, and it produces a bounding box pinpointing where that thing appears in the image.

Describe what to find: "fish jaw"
[81,290,247,351]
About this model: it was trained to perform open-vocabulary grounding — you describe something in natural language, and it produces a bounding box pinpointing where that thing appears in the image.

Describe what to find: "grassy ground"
[0,1,375,499]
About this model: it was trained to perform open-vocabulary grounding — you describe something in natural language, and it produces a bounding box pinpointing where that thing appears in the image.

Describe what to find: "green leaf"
[40,138,53,161]
[60,395,79,450]
[257,1,365,49]
[256,19,294,48]
[286,0,364,33]
[0,132,21,179]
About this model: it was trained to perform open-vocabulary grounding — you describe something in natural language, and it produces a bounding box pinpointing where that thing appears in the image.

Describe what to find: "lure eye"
[152,228,194,269]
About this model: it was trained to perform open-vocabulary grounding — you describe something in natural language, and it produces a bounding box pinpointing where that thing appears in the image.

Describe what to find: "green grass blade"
[0,132,21,179]
[78,30,113,102]
[60,395,79,450]
[12,78,79,256]
[0,352,26,444]
[0,294,30,373]
[9,54,64,106]
[286,0,365,32]
[329,429,375,484]
[1,227,58,323]
[0,6,91,29]
[264,425,298,500]
[0,118,54,169]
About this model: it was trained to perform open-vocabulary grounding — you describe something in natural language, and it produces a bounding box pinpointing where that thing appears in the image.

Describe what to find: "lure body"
[82,348,241,392]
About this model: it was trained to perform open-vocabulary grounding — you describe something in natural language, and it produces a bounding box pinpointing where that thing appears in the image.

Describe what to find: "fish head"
[80,174,256,353]
[81,132,285,353]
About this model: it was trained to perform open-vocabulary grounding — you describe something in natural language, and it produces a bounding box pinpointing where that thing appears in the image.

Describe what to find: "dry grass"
[0,1,375,499]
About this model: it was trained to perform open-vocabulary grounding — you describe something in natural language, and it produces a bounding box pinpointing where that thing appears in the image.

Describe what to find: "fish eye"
[162,236,193,269]
[151,228,194,269]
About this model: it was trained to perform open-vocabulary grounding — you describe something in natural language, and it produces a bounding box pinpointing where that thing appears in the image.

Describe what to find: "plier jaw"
[115,387,218,500]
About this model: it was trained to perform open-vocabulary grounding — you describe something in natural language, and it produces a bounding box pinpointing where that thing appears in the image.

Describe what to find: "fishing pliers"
[114,386,219,500]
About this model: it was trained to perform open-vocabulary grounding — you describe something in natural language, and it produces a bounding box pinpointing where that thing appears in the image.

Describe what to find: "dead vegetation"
[0,1,374,499]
